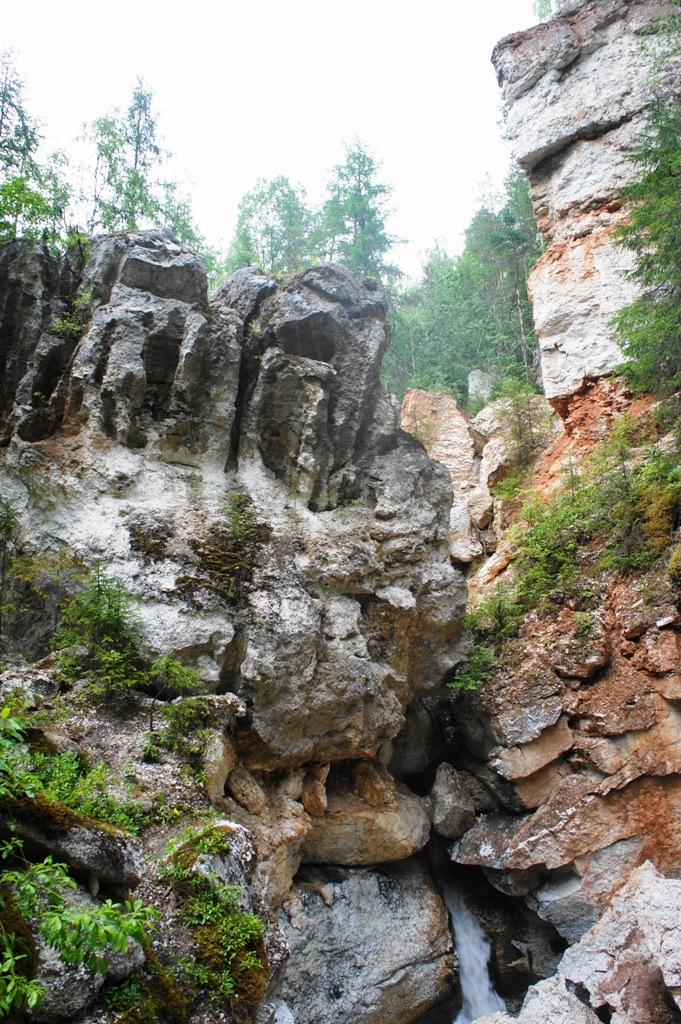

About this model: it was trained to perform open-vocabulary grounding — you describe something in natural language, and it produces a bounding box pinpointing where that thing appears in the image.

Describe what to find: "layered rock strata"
[493,0,681,402]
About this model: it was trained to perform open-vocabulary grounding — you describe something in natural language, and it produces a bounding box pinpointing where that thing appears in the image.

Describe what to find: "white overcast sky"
[4,0,539,278]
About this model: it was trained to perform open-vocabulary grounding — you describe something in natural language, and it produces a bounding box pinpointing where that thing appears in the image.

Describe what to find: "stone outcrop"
[0,236,466,778]
[493,0,681,401]
[277,860,454,1024]
[0,233,470,1022]
[452,569,681,941]
[400,388,560,564]
[479,862,681,1024]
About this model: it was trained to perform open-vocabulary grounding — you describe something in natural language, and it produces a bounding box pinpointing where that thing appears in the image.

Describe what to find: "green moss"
[103,952,188,1024]
[162,851,267,1016]
[177,493,270,605]
[668,544,681,587]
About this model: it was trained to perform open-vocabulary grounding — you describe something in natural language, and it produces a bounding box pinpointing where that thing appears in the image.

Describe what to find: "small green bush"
[54,563,145,696]
[0,704,158,1016]
[448,644,496,694]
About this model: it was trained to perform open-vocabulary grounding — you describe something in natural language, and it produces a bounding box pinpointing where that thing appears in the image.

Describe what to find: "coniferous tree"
[612,97,681,394]
[384,167,541,401]
[320,140,401,283]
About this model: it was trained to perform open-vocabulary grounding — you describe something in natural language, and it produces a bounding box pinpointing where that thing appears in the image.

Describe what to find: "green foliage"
[0,706,158,1016]
[147,655,202,731]
[225,175,316,275]
[50,310,83,338]
[448,644,496,694]
[225,139,401,286]
[8,546,86,636]
[54,563,145,696]
[30,751,148,834]
[385,167,541,401]
[508,428,681,607]
[533,0,557,20]
[163,853,267,1011]
[0,706,40,802]
[612,71,681,393]
[320,138,402,283]
[469,584,525,643]
[153,697,213,763]
[668,544,681,587]
[81,77,210,265]
[494,377,550,468]
[0,52,70,244]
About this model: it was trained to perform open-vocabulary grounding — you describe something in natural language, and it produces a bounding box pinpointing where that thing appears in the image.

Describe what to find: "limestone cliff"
[0,233,471,1024]
[493,0,681,403]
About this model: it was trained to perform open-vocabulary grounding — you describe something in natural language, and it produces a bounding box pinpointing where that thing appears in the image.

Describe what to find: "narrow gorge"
[0,2,680,1024]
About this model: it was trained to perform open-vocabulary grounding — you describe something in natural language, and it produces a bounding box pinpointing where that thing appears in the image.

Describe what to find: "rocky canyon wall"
[493,0,681,403]
[0,233,477,1024]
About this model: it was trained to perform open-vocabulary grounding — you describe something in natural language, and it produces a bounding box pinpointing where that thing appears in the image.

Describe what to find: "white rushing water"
[428,842,506,1023]
[447,889,506,1024]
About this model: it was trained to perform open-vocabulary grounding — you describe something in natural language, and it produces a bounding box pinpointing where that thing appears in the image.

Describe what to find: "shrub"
[54,564,145,696]
[448,644,496,694]
[0,704,158,1015]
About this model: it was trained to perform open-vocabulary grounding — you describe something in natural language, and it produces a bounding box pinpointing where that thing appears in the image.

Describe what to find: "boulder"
[300,774,431,865]
[278,861,454,1024]
[431,763,476,840]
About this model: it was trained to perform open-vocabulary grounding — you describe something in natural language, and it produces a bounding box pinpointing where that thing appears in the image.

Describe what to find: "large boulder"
[277,860,454,1024]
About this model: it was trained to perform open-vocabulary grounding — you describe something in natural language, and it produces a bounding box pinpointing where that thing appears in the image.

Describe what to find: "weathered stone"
[401,389,493,562]
[476,975,601,1024]
[0,239,63,445]
[300,776,431,866]
[431,764,476,839]
[353,760,397,808]
[490,863,681,1024]
[301,775,328,817]
[560,862,681,1021]
[2,810,145,889]
[489,717,574,782]
[552,620,611,679]
[493,0,681,400]
[226,764,267,815]
[278,861,454,1024]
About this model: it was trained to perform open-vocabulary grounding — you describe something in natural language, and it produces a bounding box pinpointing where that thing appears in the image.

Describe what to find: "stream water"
[446,888,506,1024]
[429,843,506,1024]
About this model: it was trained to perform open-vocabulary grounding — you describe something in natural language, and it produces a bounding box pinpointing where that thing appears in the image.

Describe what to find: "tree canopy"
[611,6,681,396]
[0,51,69,242]
[383,167,542,402]
[224,140,401,285]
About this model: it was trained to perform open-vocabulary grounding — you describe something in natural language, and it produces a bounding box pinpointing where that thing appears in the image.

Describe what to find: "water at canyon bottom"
[444,887,505,1024]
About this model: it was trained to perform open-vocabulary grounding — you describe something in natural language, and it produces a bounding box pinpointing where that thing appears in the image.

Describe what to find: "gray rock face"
[481,862,681,1024]
[493,0,681,401]
[277,860,454,1024]
[431,763,476,840]
[0,232,466,890]
[0,239,64,444]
